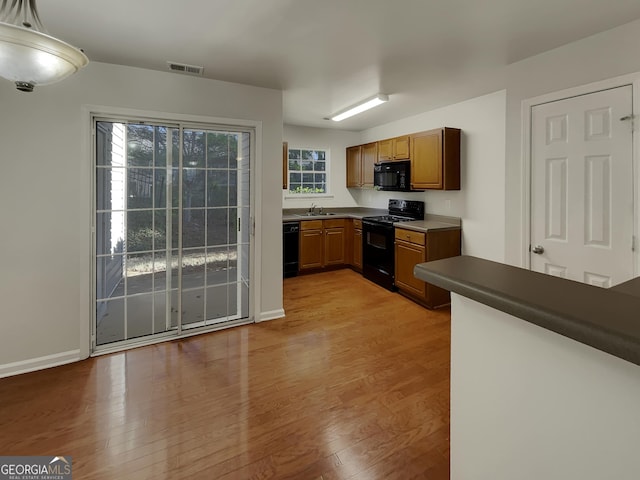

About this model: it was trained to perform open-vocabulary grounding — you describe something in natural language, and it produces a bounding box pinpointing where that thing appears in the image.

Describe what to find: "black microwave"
[373,160,411,191]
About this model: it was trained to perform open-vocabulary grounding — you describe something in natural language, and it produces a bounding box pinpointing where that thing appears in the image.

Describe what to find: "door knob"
[531,245,544,254]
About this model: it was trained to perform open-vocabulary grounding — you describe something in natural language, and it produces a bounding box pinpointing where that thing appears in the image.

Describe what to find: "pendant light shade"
[0,0,88,92]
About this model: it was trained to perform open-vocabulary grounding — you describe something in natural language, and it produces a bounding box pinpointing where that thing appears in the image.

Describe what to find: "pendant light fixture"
[0,0,88,92]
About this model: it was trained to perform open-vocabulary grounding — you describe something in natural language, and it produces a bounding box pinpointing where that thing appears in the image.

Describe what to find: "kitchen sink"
[293,212,337,217]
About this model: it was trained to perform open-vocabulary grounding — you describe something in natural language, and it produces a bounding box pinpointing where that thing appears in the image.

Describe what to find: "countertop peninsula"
[611,276,640,297]
[395,214,461,233]
[414,255,640,366]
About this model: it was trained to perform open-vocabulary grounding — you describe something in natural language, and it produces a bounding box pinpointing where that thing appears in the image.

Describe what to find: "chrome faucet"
[308,203,316,214]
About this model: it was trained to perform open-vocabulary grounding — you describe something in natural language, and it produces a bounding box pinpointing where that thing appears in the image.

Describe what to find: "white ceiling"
[36,0,640,131]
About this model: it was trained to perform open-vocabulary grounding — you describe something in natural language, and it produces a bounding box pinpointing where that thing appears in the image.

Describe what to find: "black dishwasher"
[283,222,299,278]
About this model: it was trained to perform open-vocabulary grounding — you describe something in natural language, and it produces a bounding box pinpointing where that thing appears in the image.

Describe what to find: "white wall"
[283,125,361,209]
[356,90,507,262]
[504,18,640,266]
[0,62,283,372]
[451,294,640,479]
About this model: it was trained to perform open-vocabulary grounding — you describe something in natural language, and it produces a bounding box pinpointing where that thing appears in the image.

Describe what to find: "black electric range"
[361,199,425,290]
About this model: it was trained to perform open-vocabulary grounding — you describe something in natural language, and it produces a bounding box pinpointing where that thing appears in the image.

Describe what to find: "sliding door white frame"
[80,105,262,357]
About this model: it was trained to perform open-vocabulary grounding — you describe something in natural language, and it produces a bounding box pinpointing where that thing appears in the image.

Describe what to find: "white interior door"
[530,85,634,287]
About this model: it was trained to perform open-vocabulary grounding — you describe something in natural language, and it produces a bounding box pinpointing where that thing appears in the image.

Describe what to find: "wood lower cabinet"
[395,227,461,308]
[410,128,460,190]
[345,219,363,271]
[395,230,427,297]
[299,219,346,271]
[352,220,363,271]
[299,220,323,270]
[324,227,345,265]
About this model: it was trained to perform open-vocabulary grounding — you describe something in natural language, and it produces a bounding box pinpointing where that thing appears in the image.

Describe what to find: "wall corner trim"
[0,350,81,379]
[258,309,285,322]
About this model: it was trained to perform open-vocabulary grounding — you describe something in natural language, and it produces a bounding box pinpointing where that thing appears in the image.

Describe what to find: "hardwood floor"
[0,269,451,479]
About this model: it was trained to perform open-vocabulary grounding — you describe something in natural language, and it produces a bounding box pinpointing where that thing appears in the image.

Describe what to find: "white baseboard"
[257,308,285,322]
[0,350,81,378]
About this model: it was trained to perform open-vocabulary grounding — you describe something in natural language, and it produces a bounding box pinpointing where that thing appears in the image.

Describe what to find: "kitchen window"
[287,148,329,195]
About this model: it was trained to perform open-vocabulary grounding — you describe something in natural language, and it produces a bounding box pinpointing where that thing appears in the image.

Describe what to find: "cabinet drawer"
[324,218,345,229]
[300,220,323,230]
[395,228,425,245]
[353,219,362,229]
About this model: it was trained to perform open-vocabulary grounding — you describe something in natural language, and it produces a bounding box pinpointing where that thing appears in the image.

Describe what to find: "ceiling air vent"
[166,61,204,76]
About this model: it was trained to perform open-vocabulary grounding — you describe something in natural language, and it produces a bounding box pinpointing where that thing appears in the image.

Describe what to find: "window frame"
[90,111,257,355]
[285,146,331,198]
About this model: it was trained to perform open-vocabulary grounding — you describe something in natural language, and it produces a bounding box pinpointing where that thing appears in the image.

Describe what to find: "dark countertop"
[283,210,462,233]
[282,207,386,222]
[611,276,640,297]
[395,214,461,233]
[414,255,640,366]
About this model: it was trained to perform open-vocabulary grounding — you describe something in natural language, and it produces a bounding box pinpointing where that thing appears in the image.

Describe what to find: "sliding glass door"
[94,119,251,350]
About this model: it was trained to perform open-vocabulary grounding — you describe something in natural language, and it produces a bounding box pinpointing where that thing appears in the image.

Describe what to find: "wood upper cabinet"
[377,136,410,162]
[346,145,362,188]
[361,142,377,187]
[395,227,461,308]
[346,143,376,188]
[348,127,461,191]
[392,135,410,160]
[410,128,460,190]
[377,139,392,162]
[299,219,346,270]
[283,141,288,190]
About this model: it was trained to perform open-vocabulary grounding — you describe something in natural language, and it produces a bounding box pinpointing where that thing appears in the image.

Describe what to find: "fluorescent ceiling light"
[330,94,389,122]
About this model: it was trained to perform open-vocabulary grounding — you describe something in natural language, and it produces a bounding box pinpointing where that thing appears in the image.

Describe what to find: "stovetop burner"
[362,199,425,226]
[363,215,415,225]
